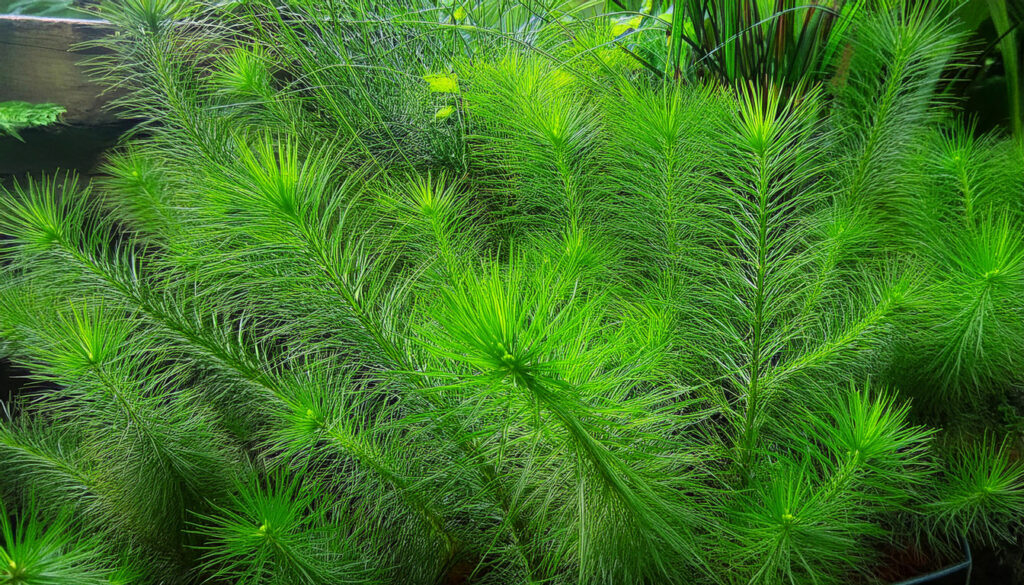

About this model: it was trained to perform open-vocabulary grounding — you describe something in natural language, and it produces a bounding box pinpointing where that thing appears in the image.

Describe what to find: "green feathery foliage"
[0,102,65,142]
[1,1,1023,584]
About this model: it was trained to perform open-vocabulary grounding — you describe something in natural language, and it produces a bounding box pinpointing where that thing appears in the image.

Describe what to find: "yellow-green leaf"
[611,15,642,37]
[434,105,455,121]
[424,73,459,93]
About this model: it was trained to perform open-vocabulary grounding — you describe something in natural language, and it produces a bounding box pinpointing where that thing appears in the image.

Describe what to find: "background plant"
[606,0,867,89]
[1,1,1023,584]
[0,102,65,142]
[949,0,1024,139]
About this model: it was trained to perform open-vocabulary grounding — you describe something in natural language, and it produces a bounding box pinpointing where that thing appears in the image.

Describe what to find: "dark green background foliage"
[1,1,1023,584]
[0,0,77,17]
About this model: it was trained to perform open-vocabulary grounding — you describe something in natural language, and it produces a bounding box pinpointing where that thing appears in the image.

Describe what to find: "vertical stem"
[738,161,771,478]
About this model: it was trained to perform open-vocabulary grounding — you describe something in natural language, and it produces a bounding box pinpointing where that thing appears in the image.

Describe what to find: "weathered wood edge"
[0,14,120,125]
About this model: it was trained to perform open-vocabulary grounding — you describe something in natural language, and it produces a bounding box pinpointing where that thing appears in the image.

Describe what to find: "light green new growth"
[1,1,1023,584]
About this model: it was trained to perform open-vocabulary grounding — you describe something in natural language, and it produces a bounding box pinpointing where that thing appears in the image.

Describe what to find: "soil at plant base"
[972,542,1024,584]
[871,537,1024,585]
[871,540,965,585]
[444,553,497,585]
[445,558,477,585]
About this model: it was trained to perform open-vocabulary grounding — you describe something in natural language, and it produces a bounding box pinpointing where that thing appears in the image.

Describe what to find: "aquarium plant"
[1,1,1023,584]
[0,102,65,142]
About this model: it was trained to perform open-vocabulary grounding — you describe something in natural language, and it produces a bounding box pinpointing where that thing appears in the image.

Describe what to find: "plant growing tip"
[424,73,459,93]
[434,105,456,121]
[1,1,1022,584]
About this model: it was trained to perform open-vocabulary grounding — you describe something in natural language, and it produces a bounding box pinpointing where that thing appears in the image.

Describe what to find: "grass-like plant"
[2,1,1023,584]
[607,0,866,87]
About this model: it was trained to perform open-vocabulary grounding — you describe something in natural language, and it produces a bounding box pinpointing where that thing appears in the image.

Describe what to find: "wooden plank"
[0,15,119,125]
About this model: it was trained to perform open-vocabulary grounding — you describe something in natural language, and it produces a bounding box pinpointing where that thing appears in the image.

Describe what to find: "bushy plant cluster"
[1,1,1023,584]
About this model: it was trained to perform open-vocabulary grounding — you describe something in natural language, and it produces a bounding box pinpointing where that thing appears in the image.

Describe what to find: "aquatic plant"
[2,1,1023,583]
